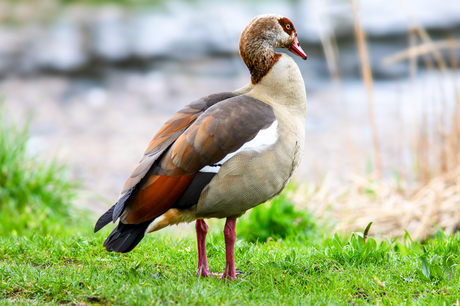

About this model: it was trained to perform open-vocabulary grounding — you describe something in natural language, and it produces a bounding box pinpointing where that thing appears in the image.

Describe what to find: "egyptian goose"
[94,14,307,280]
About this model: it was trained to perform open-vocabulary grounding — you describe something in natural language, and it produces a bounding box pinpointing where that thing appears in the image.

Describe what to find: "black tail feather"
[94,205,115,233]
[94,188,135,234]
[112,188,134,222]
[102,221,152,253]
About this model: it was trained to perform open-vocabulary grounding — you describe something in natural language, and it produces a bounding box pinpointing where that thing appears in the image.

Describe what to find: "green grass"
[0,105,85,237]
[0,226,459,305]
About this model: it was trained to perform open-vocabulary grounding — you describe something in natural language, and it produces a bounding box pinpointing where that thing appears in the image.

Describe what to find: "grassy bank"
[0,105,87,237]
[1,227,459,305]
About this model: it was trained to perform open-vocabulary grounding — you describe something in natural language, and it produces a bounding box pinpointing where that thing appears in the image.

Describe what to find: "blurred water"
[0,0,459,77]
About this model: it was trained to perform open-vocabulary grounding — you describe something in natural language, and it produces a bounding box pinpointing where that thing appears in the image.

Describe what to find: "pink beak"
[288,35,307,60]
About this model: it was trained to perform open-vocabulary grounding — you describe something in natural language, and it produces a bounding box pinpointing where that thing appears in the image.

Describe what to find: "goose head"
[239,14,307,84]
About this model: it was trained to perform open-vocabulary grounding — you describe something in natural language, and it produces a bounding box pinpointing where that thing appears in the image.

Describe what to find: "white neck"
[248,54,307,119]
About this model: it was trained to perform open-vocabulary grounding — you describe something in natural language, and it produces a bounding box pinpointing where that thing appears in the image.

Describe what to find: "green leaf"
[430,254,439,265]
[420,256,431,280]
[416,268,431,282]
[332,233,344,250]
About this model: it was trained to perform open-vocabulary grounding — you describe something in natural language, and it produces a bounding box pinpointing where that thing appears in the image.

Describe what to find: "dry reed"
[305,3,460,239]
[349,0,382,178]
[294,168,460,240]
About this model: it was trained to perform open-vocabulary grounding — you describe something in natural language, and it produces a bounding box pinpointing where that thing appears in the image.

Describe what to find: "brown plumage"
[95,14,307,280]
[125,174,195,223]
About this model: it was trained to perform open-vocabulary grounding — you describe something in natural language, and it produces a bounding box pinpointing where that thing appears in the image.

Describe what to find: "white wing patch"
[200,120,278,173]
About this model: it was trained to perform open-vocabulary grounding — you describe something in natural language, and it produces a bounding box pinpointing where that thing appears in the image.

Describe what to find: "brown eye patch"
[278,17,295,35]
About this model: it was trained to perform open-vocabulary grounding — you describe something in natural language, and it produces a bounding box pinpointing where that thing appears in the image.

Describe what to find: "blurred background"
[1,0,459,239]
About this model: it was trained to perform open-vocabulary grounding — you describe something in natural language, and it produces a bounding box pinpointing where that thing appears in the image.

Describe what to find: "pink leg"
[195,219,211,277]
[222,218,237,280]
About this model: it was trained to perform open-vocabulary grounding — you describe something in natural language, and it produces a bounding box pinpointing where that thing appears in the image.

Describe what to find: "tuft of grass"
[236,184,319,243]
[0,105,85,236]
[414,229,460,282]
[322,223,396,266]
[416,254,457,282]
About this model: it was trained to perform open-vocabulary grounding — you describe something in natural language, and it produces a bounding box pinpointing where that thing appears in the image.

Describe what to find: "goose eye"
[286,24,291,30]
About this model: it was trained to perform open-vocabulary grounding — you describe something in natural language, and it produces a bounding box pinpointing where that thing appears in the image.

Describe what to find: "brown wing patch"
[160,96,276,176]
[144,112,199,157]
[278,17,295,35]
[120,153,161,194]
[142,92,238,159]
[124,174,195,224]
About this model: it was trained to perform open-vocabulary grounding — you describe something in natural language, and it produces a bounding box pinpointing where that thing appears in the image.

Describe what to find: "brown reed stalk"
[382,40,460,66]
[413,27,453,176]
[349,0,382,178]
[418,113,430,184]
[413,25,447,71]
[312,0,341,80]
[449,37,460,166]
[409,29,419,182]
